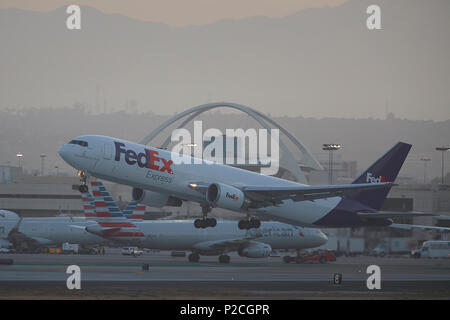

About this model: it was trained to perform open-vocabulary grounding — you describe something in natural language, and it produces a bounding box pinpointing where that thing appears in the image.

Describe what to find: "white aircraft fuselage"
[106,220,328,255]
[0,211,106,248]
[59,135,410,228]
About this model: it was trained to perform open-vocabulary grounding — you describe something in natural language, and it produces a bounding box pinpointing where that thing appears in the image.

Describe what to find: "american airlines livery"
[0,185,146,252]
[83,181,329,263]
[59,135,429,230]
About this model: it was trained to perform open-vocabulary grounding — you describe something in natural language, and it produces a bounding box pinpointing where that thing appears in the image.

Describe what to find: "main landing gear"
[77,170,88,193]
[194,205,217,229]
[283,249,303,264]
[218,254,230,264]
[188,252,200,262]
[238,217,261,230]
[187,253,231,264]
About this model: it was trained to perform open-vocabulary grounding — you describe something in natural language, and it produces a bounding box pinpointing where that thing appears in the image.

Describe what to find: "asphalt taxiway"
[0,250,449,299]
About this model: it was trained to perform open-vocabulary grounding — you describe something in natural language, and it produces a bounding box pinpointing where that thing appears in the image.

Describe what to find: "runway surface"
[1,249,449,299]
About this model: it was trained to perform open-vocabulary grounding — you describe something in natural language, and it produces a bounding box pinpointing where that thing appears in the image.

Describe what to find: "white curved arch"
[139,102,322,183]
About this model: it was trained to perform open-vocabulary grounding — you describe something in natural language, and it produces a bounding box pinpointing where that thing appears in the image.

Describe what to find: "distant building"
[0,171,82,217]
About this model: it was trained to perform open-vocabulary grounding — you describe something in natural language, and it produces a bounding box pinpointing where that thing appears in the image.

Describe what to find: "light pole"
[436,146,450,184]
[16,153,23,169]
[322,144,341,185]
[420,157,431,184]
[40,154,47,176]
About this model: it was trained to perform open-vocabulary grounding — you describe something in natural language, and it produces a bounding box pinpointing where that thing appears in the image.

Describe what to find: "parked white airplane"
[0,191,145,252]
[84,181,329,263]
[59,135,429,230]
[0,215,105,252]
[0,210,20,248]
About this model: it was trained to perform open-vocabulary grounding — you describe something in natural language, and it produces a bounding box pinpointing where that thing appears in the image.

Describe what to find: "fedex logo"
[114,142,173,174]
[366,172,386,183]
[226,192,239,200]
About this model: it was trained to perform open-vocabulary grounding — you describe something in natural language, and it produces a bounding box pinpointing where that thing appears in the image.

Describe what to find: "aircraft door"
[103,142,112,160]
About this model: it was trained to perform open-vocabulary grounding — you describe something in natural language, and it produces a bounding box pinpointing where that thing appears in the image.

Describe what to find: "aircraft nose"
[316,230,328,245]
[58,144,70,161]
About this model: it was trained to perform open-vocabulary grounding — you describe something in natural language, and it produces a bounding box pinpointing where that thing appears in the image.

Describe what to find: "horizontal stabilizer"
[85,225,121,236]
[357,212,435,219]
[390,223,450,233]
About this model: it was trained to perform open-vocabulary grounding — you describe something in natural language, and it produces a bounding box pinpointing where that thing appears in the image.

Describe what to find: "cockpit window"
[69,140,88,147]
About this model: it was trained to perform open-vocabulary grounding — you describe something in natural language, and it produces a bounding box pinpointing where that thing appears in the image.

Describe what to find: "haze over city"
[0,0,449,182]
[0,0,449,120]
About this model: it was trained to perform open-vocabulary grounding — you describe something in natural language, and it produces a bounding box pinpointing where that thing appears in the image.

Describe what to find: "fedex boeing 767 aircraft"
[59,135,426,230]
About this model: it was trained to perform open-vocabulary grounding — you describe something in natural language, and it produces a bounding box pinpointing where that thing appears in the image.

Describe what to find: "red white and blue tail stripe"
[88,181,144,238]
[123,200,146,219]
[81,191,96,219]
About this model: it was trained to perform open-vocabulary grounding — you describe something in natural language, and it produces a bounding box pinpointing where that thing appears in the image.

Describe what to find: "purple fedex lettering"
[136,152,149,168]
[125,149,137,165]
[114,141,173,174]
[114,142,127,161]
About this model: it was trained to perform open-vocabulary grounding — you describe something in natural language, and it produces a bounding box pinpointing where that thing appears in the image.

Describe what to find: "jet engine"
[132,188,183,208]
[132,188,169,208]
[238,242,272,258]
[206,183,247,211]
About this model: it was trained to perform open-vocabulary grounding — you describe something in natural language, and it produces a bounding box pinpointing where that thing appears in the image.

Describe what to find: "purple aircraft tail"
[349,142,412,210]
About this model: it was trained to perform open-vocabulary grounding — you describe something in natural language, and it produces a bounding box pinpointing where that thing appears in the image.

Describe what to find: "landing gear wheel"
[218,254,230,264]
[238,218,261,230]
[194,219,203,229]
[238,220,249,230]
[207,218,217,227]
[194,206,216,228]
[78,184,88,193]
[250,218,261,229]
[188,253,200,262]
[319,256,327,264]
[283,256,293,263]
[194,218,217,229]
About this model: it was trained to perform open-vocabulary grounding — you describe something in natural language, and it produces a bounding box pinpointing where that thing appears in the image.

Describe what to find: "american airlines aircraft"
[0,213,106,252]
[84,181,329,263]
[0,192,143,251]
[59,135,427,230]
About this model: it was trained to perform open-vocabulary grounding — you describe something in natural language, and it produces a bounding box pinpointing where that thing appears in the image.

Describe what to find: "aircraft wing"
[242,183,393,206]
[71,224,122,237]
[189,182,394,207]
[389,223,450,233]
[357,212,436,219]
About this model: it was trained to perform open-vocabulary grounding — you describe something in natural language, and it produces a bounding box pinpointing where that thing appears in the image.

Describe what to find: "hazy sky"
[0,0,348,27]
[1,0,449,121]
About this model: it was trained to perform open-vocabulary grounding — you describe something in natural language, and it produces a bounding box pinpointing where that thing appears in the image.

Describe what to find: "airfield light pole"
[436,146,450,184]
[420,157,431,184]
[16,153,23,169]
[322,144,341,185]
[40,154,47,176]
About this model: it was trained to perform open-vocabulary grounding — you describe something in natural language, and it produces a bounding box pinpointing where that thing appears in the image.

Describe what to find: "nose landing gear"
[77,170,89,193]
[188,252,200,262]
